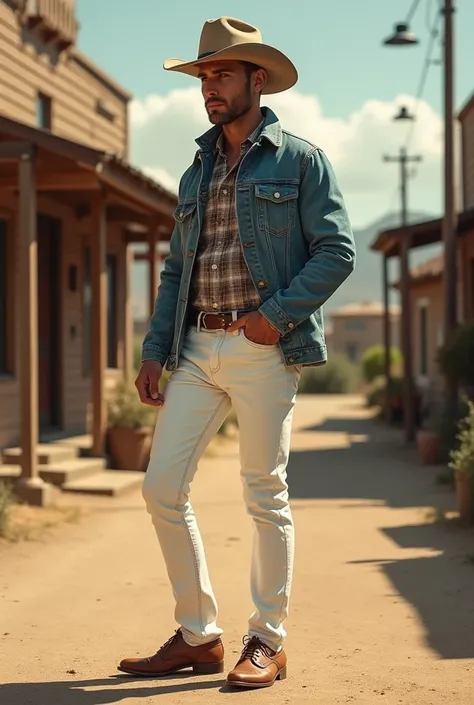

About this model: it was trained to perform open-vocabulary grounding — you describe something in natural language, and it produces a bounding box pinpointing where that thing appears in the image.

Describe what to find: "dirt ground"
[1,395,473,704]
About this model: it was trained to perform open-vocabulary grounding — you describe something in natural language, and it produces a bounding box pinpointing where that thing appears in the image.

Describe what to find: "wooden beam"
[124,243,134,383]
[0,141,34,162]
[99,164,176,217]
[400,237,416,443]
[91,190,107,457]
[0,172,99,191]
[16,151,54,505]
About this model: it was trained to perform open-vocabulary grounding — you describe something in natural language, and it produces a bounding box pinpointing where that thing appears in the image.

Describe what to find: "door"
[37,215,61,431]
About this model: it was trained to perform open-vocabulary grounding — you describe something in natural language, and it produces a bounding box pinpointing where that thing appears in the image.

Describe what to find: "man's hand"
[227,311,281,346]
[135,360,165,407]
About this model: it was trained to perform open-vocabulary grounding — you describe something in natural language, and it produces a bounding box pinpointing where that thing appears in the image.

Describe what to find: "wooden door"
[37,215,61,430]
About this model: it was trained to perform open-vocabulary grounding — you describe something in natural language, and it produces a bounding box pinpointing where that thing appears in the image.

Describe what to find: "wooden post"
[124,241,134,382]
[16,147,55,505]
[91,190,107,457]
[400,237,415,442]
[382,255,392,422]
[148,223,159,320]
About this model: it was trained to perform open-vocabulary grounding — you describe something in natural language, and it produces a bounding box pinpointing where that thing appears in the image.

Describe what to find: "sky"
[75,0,474,231]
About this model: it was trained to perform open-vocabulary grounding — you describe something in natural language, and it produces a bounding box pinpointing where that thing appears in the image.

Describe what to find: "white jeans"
[142,325,301,651]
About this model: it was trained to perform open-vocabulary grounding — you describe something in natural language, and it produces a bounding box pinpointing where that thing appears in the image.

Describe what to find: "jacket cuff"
[258,299,298,336]
[141,343,168,366]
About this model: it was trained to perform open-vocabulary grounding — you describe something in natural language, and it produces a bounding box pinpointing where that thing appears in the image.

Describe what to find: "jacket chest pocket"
[255,184,299,237]
[174,201,198,240]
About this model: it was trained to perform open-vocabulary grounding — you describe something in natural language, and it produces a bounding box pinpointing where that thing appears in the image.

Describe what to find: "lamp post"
[383,2,458,342]
[382,106,422,441]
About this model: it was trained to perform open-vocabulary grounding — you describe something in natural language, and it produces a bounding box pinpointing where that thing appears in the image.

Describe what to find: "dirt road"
[1,395,473,704]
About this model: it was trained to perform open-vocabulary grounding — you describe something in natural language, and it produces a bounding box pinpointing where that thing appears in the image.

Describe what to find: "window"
[36,93,52,130]
[345,319,365,331]
[83,246,92,376]
[419,303,428,377]
[346,342,358,363]
[106,254,118,368]
[0,220,8,374]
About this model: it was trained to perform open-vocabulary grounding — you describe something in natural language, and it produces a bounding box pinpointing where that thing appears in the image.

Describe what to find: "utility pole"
[383,147,422,442]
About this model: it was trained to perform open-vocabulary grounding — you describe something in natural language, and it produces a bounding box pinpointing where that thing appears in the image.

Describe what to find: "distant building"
[329,301,401,363]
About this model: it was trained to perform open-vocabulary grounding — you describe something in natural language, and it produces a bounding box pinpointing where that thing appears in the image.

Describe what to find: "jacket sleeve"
[141,220,183,365]
[258,147,356,335]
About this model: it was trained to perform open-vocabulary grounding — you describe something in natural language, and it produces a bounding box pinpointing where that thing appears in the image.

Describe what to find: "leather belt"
[188,309,248,331]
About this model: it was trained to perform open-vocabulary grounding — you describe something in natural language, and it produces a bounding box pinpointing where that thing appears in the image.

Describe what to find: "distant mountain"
[324,210,442,315]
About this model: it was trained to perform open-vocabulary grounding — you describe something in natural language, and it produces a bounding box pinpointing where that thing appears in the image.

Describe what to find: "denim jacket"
[142,108,356,371]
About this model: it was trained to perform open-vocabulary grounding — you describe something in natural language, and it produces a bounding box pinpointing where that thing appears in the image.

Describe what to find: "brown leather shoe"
[118,630,224,677]
[226,636,287,688]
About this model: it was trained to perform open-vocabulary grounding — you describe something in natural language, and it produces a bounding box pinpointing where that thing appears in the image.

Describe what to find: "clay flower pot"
[416,429,440,466]
[108,426,153,471]
[455,471,474,526]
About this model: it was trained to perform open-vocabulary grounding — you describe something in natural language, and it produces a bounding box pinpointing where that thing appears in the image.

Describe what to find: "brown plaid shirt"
[190,122,264,312]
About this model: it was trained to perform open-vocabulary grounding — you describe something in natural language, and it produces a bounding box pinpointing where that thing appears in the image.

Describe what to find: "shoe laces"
[239,635,275,665]
[157,629,181,654]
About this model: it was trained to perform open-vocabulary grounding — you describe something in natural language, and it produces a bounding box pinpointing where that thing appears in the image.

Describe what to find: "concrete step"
[61,470,144,497]
[2,444,78,466]
[38,457,107,486]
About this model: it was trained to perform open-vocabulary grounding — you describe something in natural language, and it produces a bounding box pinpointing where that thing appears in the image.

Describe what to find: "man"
[119,16,355,689]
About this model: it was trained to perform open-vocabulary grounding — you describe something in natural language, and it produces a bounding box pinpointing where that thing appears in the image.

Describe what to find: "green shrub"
[437,321,474,391]
[298,355,358,395]
[0,481,14,537]
[365,374,403,408]
[449,400,474,479]
[361,345,403,384]
[107,379,158,429]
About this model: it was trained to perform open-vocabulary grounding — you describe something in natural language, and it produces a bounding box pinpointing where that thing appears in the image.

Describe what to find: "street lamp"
[394,105,415,121]
[383,23,419,46]
[382,0,458,400]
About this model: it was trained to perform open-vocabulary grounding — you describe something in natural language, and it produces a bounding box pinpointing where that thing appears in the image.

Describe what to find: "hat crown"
[198,17,263,59]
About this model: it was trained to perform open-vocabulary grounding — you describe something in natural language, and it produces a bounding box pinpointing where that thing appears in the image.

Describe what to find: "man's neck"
[221,108,264,154]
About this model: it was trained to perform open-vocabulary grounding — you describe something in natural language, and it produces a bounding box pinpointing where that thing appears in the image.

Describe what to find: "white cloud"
[129,85,443,228]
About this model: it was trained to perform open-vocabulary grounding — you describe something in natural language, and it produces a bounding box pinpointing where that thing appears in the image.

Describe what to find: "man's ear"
[254,68,267,95]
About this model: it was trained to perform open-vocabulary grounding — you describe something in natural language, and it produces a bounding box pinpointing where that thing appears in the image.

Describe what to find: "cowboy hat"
[163,17,298,95]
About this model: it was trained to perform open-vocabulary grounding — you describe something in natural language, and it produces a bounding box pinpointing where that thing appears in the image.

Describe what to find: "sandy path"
[1,395,473,704]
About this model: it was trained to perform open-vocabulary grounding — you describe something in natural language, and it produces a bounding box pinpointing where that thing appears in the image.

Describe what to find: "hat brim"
[163,42,298,95]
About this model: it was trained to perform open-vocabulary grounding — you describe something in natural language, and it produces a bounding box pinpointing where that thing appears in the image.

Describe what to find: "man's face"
[198,61,259,125]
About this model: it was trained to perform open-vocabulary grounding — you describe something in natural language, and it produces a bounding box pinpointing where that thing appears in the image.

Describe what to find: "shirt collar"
[215,118,265,158]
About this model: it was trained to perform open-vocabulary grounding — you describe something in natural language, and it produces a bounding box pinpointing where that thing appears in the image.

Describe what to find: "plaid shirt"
[190,122,264,312]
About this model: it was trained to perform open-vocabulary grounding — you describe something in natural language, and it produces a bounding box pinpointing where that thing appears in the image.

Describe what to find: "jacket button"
[187,250,194,257]
[257,280,266,288]
[288,322,295,329]
[274,192,281,199]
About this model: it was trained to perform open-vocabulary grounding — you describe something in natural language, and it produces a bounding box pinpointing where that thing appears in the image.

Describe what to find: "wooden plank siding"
[0,3,128,156]
[0,188,131,448]
[461,110,474,210]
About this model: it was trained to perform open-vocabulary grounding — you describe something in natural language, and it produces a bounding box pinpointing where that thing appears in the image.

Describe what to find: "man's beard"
[206,87,253,125]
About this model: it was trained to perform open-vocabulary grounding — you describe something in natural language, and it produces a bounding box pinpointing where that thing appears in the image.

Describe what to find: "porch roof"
[0,113,177,236]
[370,208,474,258]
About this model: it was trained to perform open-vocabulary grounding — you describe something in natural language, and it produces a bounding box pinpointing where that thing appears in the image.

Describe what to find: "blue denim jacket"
[142,108,356,371]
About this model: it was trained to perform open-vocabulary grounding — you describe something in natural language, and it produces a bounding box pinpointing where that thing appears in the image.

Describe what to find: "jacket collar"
[195,107,282,152]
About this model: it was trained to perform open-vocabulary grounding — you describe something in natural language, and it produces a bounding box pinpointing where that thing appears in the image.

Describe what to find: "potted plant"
[449,400,474,526]
[107,379,158,471]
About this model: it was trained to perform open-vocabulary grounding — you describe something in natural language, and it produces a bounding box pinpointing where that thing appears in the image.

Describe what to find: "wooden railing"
[21,0,78,50]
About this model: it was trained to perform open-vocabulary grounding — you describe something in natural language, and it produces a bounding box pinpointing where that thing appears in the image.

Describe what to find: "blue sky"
[76,0,473,121]
[75,1,473,316]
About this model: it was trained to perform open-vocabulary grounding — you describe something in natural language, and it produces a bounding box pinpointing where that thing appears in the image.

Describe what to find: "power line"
[405,0,423,24]
[404,0,442,150]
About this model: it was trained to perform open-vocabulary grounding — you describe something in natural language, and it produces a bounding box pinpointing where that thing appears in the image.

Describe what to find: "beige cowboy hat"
[163,17,298,95]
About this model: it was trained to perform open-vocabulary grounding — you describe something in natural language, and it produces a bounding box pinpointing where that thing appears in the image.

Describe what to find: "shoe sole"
[117,661,225,677]
[226,665,287,688]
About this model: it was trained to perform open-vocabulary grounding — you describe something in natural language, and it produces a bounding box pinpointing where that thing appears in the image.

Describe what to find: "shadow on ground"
[0,674,226,705]
[289,406,474,660]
